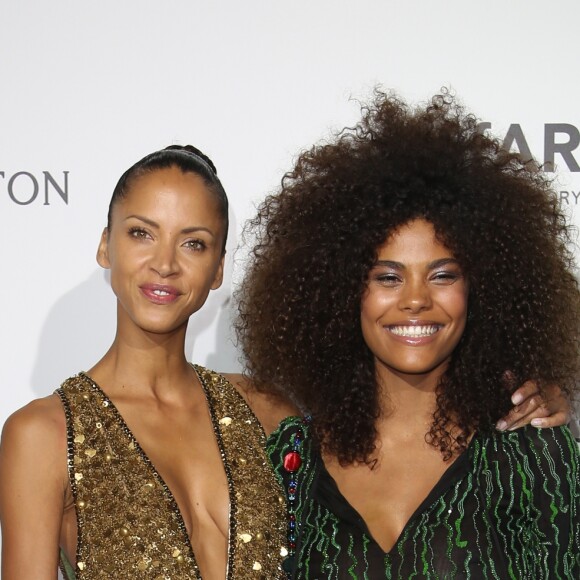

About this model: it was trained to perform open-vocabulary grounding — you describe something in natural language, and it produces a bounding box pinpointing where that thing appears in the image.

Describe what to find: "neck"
[88,313,194,398]
[375,364,441,421]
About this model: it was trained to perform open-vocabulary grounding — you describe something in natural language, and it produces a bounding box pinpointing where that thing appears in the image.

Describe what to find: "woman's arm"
[0,396,68,579]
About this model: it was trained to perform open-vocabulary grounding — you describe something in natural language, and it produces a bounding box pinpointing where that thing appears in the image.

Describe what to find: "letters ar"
[478,122,579,172]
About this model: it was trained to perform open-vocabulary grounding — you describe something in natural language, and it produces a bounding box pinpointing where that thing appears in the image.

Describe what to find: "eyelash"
[184,239,206,251]
[375,274,401,285]
[128,226,150,239]
[432,272,460,282]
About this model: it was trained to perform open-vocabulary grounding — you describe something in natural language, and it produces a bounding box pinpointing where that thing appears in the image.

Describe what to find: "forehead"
[377,220,453,261]
[114,167,223,223]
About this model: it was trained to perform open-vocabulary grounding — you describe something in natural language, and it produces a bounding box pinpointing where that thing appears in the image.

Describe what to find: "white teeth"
[389,325,439,337]
[152,289,170,296]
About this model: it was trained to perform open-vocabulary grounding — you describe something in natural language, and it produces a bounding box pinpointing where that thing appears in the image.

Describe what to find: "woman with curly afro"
[238,91,580,578]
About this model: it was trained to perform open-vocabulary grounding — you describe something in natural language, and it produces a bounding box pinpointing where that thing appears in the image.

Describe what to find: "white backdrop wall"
[1,0,579,487]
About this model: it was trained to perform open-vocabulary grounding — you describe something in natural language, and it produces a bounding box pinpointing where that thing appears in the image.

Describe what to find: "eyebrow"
[375,258,461,270]
[124,214,216,237]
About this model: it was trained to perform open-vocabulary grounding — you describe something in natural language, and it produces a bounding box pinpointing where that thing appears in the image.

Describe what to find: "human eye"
[374,272,402,286]
[431,270,462,285]
[128,226,151,240]
[183,238,207,252]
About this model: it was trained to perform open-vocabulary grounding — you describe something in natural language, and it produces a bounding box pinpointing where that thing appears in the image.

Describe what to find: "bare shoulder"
[0,394,67,460]
[223,373,301,436]
[0,395,69,576]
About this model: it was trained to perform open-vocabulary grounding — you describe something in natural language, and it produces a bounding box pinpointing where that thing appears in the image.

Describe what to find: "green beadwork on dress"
[267,422,580,579]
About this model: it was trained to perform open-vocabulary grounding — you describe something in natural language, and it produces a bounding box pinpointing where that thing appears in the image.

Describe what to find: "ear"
[210,253,225,290]
[96,227,111,269]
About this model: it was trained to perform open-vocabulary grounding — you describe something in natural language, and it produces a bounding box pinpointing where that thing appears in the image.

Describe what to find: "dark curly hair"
[235,90,580,464]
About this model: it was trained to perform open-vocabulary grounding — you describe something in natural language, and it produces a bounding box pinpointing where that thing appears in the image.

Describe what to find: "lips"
[140,284,182,305]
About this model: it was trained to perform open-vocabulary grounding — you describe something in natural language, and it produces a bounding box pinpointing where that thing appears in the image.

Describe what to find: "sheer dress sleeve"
[513,426,580,576]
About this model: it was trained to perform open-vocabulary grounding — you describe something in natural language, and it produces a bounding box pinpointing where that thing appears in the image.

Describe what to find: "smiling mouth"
[387,325,441,337]
[140,284,182,304]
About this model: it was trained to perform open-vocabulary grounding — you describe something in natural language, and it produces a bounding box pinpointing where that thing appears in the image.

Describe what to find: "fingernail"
[531,418,544,428]
[511,393,523,405]
[496,420,507,431]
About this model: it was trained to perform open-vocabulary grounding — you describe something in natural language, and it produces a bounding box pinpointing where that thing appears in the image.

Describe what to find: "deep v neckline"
[72,366,288,579]
[315,438,474,555]
[78,370,205,564]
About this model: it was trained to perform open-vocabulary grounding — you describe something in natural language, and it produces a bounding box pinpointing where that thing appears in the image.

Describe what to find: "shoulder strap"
[193,365,288,578]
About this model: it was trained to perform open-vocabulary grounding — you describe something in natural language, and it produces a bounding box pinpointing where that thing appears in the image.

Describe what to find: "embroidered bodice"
[268,422,580,579]
[57,365,287,578]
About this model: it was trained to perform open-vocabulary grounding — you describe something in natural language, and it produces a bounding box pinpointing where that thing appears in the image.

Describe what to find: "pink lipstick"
[140,284,182,305]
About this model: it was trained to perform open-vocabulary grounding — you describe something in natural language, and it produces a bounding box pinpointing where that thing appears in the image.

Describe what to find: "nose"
[149,240,179,278]
[397,277,432,313]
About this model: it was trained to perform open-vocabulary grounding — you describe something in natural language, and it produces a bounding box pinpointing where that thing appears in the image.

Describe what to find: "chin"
[381,356,451,379]
[130,316,189,336]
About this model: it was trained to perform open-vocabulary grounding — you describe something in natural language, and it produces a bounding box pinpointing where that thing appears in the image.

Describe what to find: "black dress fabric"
[268,420,580,579]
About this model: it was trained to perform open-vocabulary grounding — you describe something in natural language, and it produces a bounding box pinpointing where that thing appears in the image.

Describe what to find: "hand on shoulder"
[223,373,301,436]
[496,380,572,431]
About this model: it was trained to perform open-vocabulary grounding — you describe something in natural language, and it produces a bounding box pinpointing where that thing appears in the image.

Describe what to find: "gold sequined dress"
[56,365,287,579]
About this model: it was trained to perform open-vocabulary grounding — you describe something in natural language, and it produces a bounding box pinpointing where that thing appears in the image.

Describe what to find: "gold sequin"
[239,533,252,543]
[137,559,149,571]
[253,561,262,570]
[56,368,287,578]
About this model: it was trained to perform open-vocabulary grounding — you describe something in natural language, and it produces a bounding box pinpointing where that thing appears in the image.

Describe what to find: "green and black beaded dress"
[268,420,580,579]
